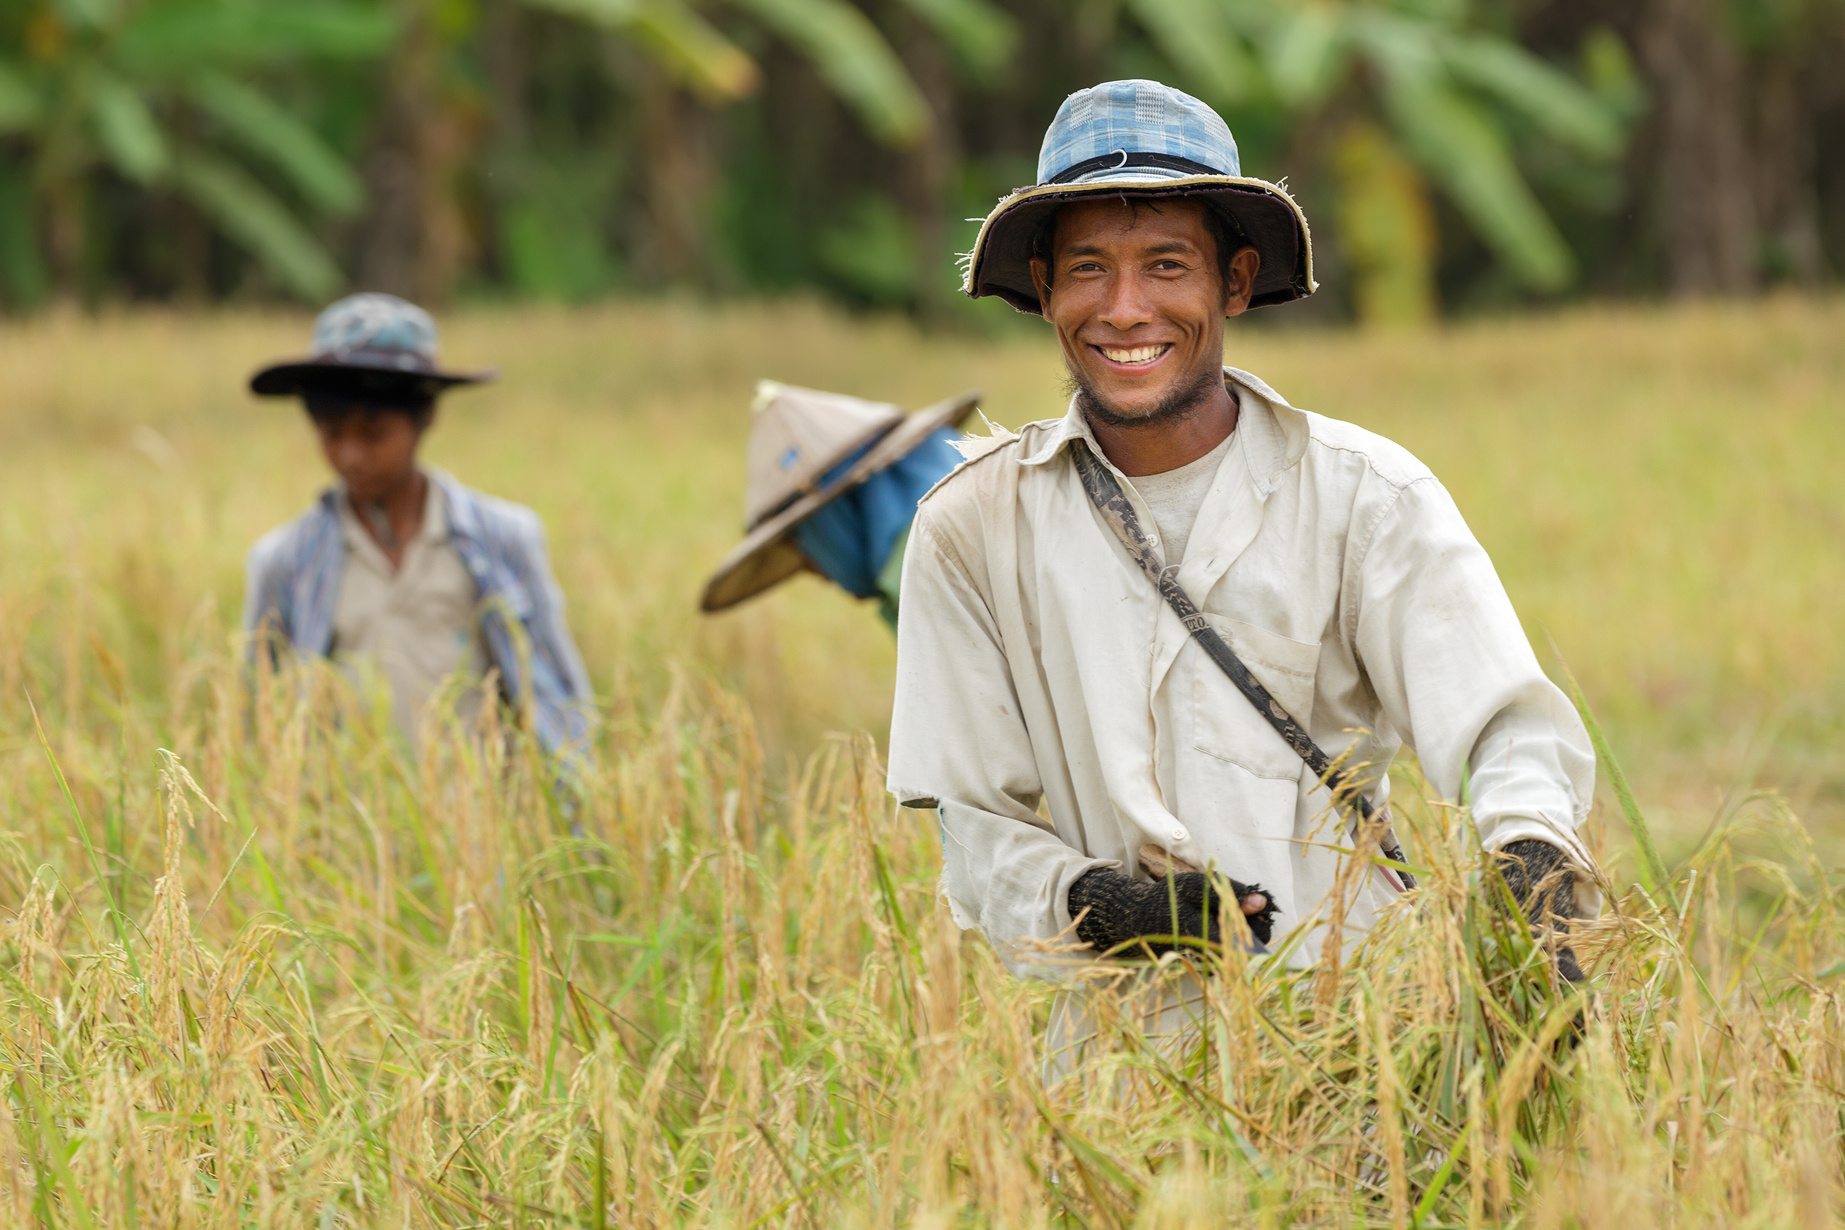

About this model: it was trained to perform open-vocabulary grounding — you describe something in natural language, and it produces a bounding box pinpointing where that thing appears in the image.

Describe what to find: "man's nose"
[1094,271,1154,333]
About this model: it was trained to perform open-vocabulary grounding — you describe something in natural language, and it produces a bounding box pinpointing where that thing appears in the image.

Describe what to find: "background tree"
[0,0,393,305]
[369,0,970,302]
[1101,0,1635,324]
[0,0,1841,317]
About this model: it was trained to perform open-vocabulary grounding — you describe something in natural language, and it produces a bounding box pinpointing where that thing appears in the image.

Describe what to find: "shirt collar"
[419,469,449,543]
[428,467,483,549]
[1018,366,1308,493]
[332,467,449,556]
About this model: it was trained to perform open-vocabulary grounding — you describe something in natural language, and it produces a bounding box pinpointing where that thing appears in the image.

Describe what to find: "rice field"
[0,296,1842,1225]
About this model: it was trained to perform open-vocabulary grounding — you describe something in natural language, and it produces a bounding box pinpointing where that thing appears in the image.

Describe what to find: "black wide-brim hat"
[249,293,493,401]
[963,79,1316,314]
[249,352,492,400]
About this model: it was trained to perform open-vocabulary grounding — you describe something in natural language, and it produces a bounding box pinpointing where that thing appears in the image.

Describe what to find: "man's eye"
[1070,261,1103,273]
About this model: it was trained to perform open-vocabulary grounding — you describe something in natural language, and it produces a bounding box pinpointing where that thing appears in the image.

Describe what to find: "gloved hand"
[1496,838,1586,983]
[1068,865,1278,956]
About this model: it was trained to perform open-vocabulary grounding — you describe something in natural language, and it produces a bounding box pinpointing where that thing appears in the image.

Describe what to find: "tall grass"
[2,648,1840,1226]
[0,298,1842,1224]
[2,296,1841,835]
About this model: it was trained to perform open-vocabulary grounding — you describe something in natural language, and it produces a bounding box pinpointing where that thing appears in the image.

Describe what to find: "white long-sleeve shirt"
[886,368,1596,977]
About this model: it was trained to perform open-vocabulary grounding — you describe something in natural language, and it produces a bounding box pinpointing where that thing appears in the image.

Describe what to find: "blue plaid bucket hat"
[962,80,1315,314]
[250,293,493,400]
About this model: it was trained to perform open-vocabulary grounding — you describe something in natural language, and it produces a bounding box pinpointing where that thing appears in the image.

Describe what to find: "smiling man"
[886,81,1597,995]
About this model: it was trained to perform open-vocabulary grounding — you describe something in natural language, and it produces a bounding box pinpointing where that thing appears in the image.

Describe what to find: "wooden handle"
[1138,844,1199,879]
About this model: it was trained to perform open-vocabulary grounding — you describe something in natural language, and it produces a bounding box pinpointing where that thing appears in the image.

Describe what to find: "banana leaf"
[1259,3,1347,107]
[174,152,342,299]
[1440,34,1622,158]
[730,0,930,146]
[118,0,396,76]
[187,73,364,215]
[1384,79,1573,290]
[0,62,41,133]
[891,0,1017,80]
[90,74,171,183]
[627,0,761,101]
[1129,0,1260,107]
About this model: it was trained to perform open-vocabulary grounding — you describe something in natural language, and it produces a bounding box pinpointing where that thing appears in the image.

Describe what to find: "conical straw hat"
[743,383,905,527]
[701,381,981,612]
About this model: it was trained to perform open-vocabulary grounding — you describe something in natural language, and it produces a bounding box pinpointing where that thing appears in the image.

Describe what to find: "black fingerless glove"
[1068,866,1277,956]
[1497,838,1585,983]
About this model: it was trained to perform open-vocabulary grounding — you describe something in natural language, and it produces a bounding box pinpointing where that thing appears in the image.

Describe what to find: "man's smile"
[1035,196,1254,437]
[1093,342,1172,369]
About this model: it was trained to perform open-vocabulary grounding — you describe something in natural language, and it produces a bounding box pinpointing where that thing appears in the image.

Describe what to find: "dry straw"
[1,300,1843,1225]
[0,633,1838,1227]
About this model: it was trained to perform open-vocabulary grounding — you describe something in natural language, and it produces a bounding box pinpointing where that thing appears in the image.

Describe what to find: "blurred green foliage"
[0,0,1836,320]
[0,0,392,302]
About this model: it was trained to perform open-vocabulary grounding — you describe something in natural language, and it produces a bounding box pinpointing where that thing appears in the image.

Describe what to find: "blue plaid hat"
[963,80,1315,314]
[250,293,493,400]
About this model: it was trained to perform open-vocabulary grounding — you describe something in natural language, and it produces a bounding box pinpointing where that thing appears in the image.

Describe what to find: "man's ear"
[1028,256,1053,319]
[1223,246,1261,318]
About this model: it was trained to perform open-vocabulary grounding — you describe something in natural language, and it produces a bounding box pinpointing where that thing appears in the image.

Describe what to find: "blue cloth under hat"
[793,427,963,600]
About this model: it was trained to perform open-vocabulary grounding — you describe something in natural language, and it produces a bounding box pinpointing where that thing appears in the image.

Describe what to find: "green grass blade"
[27,690,141,980]
[1552,645,1675,908]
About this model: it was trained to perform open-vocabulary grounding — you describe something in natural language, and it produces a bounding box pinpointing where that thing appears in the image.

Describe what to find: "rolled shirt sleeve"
[1349,477,1597,890]
[888,517,1110,969]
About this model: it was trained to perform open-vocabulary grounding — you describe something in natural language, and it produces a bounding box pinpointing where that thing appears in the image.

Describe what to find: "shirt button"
[1170,827,1187,843]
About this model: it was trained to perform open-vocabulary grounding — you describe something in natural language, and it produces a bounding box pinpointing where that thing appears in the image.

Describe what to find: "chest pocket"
[1193,615,1322,780]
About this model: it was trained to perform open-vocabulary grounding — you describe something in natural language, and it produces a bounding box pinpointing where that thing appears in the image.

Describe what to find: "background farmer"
[887,81,1596,984]
[244,293,593,756]
[700,381,978,626]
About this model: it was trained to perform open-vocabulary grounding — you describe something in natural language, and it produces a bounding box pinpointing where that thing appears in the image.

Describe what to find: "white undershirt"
[332,475,487,744]
[1126,429,1235,566]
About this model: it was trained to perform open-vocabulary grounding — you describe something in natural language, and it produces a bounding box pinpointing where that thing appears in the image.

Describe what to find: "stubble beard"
[1068,362,1225,432]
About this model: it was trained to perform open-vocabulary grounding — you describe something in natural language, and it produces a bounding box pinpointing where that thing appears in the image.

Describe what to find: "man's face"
[313,405,427,504]
[1030,197,1258,425]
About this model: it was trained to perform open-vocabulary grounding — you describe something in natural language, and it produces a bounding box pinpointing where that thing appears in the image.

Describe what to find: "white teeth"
[1101,344,1168,365]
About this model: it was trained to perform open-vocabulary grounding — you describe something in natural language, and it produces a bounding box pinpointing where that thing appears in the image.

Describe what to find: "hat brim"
[963,175,1315,314]
[699,389,983,613]
[250,357,495,400]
